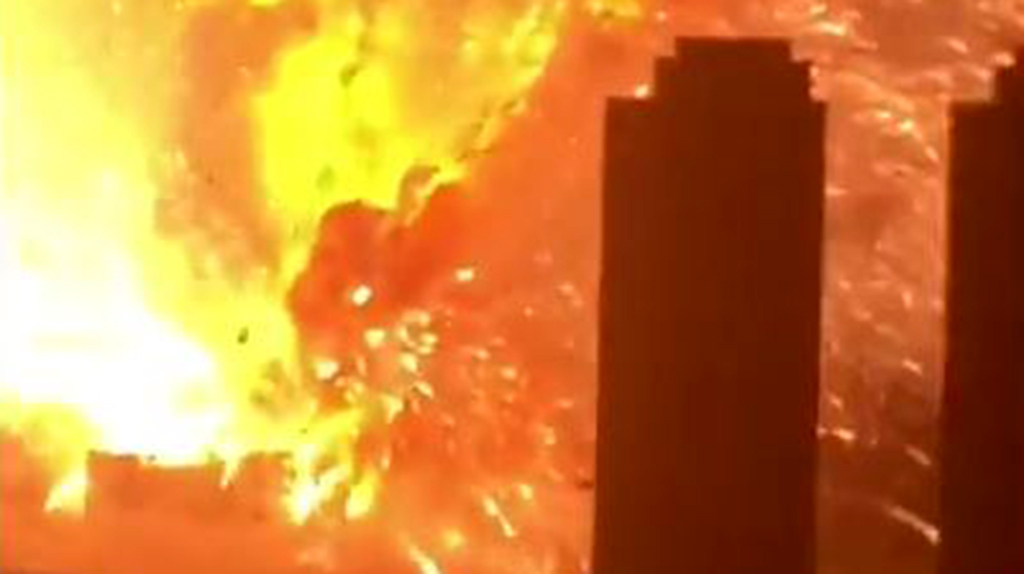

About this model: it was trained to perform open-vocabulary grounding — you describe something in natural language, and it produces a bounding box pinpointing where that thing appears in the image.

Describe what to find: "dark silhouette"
[594,39,825,574]
[940,52,1024,574]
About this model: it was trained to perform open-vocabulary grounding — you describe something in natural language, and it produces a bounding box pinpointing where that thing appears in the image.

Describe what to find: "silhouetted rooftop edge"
[992,48,1024,103]
[613,38,815,106]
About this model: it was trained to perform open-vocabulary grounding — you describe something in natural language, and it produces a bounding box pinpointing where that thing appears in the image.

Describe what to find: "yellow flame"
[254,0,568,277]
[44,469,89,515]
[282,408,364,523]
[0,0,575,523]
[0,0,310,512]
[285,463,350,524]
[344,469,381,520]
[2,1,216,469]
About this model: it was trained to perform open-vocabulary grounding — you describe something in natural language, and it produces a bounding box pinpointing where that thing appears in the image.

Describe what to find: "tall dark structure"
[595,40,825,574]
[941,53,1024,574]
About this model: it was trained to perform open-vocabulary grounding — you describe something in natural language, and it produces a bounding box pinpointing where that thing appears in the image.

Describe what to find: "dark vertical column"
[595,39,825,574]
[941,54,1024,574]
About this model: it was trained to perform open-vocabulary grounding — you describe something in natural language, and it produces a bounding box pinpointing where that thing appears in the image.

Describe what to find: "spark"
[482,494,518,538]
[382,394,406,422]
[314,359,341,381]
[455,266,478,283]
[364,328,388,349]
[351,284,375,308]
[517,483,536,502]
[412,381,437,400]
[407,542,445,574]
[884,503,941,546]
[399,352,421,374]
[442,528,467,551]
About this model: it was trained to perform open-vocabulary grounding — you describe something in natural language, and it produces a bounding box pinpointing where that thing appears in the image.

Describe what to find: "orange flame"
[0,0,633,537]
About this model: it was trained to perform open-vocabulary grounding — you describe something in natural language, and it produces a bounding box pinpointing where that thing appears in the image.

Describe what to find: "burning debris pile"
[0,0,1022,573]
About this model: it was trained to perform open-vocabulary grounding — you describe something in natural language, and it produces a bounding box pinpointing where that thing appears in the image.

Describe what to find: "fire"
[6,0,1011,571]
[1,0,231,480]
[251,0,568,278]
[0,0,613,567]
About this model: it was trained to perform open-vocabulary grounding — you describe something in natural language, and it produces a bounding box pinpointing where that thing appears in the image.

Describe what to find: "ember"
[0,0,1022,573]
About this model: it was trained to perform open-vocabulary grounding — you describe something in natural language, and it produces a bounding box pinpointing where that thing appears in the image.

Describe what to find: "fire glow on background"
[1,0,1023,574]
